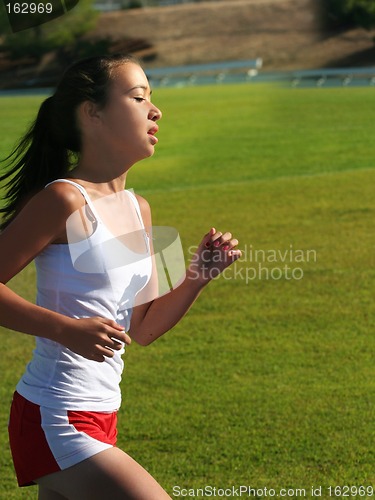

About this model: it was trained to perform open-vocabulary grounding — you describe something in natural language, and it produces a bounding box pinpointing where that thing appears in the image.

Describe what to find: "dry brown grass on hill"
[89,0,375,71]
[2,0,375,89]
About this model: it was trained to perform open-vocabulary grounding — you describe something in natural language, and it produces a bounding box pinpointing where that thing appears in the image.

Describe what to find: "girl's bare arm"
[129,196,241,346]
[0,184,130,361]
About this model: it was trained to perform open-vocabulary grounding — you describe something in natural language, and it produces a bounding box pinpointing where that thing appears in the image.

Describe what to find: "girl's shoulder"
[133,193,150,213]
[0,180,88,279]
[40,179,87,215]
[132,193,151,225]
[44,179,85,202]
[18,181,87,238]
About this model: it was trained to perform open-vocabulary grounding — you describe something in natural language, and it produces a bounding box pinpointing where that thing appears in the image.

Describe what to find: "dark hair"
[0,53,140,230]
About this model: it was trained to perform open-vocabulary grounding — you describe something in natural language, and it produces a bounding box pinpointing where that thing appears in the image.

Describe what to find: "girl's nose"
[149,105,162,122]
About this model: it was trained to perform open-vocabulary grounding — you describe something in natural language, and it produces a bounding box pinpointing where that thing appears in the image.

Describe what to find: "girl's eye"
[134,97,145,103]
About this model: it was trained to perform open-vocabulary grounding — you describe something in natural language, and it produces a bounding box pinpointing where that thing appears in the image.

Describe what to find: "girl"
[0,54,241,500]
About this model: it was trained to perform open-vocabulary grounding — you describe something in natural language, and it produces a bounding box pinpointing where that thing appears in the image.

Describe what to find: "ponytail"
[0,53,140,231]
[0,95,70,230]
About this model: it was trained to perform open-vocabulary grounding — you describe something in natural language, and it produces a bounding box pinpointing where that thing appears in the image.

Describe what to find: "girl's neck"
[70,160,130,195]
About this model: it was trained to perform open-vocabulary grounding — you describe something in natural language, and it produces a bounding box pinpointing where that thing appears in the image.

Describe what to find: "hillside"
[89,0,375,71]
[2,0,375,89]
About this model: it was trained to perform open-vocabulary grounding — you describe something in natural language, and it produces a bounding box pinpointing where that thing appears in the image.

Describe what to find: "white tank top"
[17,180,152,411]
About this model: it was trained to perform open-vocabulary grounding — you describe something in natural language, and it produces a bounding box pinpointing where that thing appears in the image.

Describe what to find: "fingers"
[67,317,132,362]
[204,229,242,259]
[123,332,132,345]
[205,229,233,248]
[203,227,216,246]
[100,318,132,346]
[92,318,132,360]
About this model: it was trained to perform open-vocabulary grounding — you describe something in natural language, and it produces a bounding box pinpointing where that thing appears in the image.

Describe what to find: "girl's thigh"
[36,447,171,500]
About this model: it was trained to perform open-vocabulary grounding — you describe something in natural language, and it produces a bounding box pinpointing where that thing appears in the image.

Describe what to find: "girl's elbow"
[130,331,155,347]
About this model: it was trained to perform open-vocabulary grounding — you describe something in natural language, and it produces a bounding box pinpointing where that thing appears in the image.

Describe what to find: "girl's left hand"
[187,227,242,285]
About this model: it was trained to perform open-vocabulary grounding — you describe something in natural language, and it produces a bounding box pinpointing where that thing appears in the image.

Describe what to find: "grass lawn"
[0,83,374,499]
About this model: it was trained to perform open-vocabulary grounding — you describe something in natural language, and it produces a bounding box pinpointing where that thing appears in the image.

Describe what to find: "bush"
[323,0,375,31]
[0,0,98,62]
[128,0,143,7]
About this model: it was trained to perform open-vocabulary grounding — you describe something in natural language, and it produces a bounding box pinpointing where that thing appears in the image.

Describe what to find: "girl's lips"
[148,125,159,145]
[148,133,158,145]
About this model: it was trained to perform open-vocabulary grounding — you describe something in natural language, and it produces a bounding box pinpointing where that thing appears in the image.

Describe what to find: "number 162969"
[327,485,374,497]
[6,3,53,14]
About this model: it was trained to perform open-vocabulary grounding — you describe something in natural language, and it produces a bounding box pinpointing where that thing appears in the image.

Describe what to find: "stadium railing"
[145,59,263,87]
[287,67,375,87]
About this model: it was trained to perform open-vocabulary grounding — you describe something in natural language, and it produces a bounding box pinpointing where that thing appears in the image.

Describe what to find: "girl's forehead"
[111,63,150,92]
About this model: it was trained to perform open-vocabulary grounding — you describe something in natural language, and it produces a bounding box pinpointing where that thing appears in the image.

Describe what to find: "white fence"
[145,59,263,87]
[286,67,375,88]
[93,0,220,10]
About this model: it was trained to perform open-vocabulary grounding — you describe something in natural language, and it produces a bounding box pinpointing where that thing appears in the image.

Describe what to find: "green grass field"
[0,83,374,499]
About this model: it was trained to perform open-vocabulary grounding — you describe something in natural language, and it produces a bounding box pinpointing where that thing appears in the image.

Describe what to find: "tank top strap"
[125,189,146,229]
[46,180,147,233]
[45,179,101,222]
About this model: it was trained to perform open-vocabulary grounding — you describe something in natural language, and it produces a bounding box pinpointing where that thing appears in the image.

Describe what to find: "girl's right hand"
[187,227,242,285]
[59,317,131,362]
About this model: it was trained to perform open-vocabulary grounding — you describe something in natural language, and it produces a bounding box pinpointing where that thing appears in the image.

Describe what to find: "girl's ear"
[77,101,102,126]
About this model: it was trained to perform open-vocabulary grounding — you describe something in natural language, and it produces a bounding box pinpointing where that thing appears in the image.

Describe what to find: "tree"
[0,0,99,62]
[322,0,375,31]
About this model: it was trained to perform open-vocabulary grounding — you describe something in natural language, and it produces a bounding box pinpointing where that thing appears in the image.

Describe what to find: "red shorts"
[8,392,118,487]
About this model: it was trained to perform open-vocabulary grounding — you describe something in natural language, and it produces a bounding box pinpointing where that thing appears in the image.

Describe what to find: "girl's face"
[95,62,162,164]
